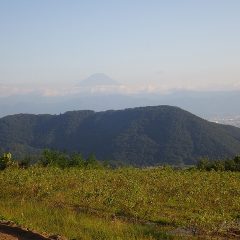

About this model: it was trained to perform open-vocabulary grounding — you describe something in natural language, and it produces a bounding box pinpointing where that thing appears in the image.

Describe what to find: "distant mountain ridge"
[0,105,240,166]
[1,90,240,119]
[79,73,120,86]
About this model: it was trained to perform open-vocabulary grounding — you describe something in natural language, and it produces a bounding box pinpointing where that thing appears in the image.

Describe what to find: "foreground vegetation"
[1,165,240,239]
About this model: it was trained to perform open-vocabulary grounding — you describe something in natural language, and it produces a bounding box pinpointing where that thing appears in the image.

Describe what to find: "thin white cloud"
[0,80,240,98]
[0,84,35,97]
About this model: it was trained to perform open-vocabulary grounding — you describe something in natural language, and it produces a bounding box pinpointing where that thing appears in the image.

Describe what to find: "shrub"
[197,155,240,172]
[0,152,14,170]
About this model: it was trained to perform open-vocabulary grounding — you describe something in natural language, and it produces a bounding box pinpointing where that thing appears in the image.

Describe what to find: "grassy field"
[0,166,240,239]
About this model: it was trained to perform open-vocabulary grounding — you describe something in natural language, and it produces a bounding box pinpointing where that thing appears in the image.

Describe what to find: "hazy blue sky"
[0,0,240,96]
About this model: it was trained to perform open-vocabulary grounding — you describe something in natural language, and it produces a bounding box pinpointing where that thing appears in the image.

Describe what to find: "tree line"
[0,150,108,170]
[1,150,240,171]
[197,155,240,171]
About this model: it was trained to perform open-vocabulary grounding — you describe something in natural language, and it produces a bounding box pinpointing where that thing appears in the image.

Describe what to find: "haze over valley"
[1,73,240,124]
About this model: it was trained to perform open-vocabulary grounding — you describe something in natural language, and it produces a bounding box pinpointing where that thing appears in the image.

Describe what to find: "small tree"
[69,153,85,168]
[0,152,13,170]
[85,153,102,169]
[212,160,225,171]
[18,156,31,169]
[197,158,210,170]
[40,149,69,169]
[224,159,236,171]
[40,149,59,167]
[233,155,240,171]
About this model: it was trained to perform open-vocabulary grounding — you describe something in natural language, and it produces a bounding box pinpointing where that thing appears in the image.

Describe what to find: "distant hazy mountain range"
[0,105,240,166]
[0,74,239,120]
[0,90,240,120]
[78,73,120,86]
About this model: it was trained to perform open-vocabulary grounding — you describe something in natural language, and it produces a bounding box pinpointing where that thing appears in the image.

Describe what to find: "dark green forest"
[1,106,240,166]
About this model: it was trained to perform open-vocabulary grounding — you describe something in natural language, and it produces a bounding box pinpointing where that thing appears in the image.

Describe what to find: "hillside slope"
[1,106,240,166]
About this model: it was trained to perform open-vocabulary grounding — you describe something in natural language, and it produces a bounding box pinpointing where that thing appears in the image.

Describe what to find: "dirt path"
[0,222,52,240]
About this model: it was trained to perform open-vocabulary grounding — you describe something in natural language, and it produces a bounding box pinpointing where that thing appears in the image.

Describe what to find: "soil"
[0,222,51,240]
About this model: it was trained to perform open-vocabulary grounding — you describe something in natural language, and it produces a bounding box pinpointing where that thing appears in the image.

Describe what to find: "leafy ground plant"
[0,167,240,239]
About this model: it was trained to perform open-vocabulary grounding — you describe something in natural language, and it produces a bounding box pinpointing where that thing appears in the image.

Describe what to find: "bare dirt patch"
[0,222,51,240]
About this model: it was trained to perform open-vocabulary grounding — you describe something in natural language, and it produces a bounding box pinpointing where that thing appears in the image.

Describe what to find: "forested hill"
[1,105,240,166]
